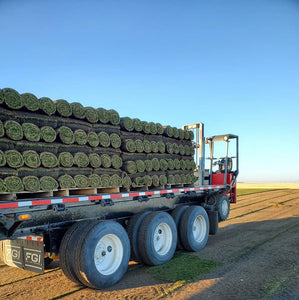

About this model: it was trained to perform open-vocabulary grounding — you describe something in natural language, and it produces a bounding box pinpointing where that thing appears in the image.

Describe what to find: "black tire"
[74,221,130,289]
[127,211,151,262]
[179,206,209,252]
[137,211,177,266]
[208,193,230,221]
[171,205,188,249]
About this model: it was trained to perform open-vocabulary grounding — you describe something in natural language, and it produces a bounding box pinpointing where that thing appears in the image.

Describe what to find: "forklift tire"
[171,205,189,249]
[216,194,230,221]
[137,211,177,266]
[179,206,209,252]
[74,221,130,289]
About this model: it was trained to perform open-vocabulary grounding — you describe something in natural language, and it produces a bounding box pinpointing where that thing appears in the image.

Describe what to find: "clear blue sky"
[1,0,298,182]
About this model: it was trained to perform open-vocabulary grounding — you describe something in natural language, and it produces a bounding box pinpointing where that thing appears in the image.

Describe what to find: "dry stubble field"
[0,188,298,300]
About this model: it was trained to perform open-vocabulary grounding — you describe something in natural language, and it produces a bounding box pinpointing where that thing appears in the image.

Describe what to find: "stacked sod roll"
[0,87,196,194]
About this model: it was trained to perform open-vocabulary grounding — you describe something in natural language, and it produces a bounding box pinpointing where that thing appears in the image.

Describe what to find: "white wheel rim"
[192,215,207,243]
[94,234,123,276]
[153,222,172,256]
[221,200,229,216]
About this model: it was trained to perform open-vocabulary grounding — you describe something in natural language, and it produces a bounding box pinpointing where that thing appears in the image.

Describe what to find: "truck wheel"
[137,211,177,266]
[74,221,130,289]
[216,194,230,221]
[127,211,151,262]
[179,206,209,252]
[171,205,188,249]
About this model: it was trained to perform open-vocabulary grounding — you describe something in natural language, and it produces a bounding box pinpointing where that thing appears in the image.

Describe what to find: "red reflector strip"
[31,199,52,206]
[88,195,103,201]
[110,194,123,199]
[63,197,79,203]
[0,202,18,209]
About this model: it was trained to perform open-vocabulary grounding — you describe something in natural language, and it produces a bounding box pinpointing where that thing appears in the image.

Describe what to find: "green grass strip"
[123,161,137,174]
[74,129,88,145]
[40,152,59,168]
[152,175,160,187]
[142,121,151,134]
[121,117,134,131]
[122,173,131,189]
[108,109,120,125]
[97,108,110,124]
[4,120,23,140]
[98,131,110,147]
[110,174,122,187]
[152,158,160,171]
[143,140,151,153]
[101,154,112,168]
[3,88,23,110]
[89,174,101,188]
[40,126,56,143]
[110,133,121,149]
[147,253,222,282]
[58,174,76,189]
[136,160,146,172]
[124,139,136,153]
[58,152,74,168]
[159,174,167,186]
[135,139,144,153]
[87,132,99,147]
[23,150,41,168]
[40,176,58,191]
[236,188,280,196]
[100,174,110,188]
[4,176,24,192]
[150,141,158,153]
[0,121,4,138]
[157,141,165,153]
[85,107,98,123]
[111,155,123,169]
[160,159,168,171]
[40,97,56,116]
[133,118,143,132]
[23,176,40,192]
[21,93,40,111]
[58,126,74,144]
[55,99,72,117]
[74,175,89,188]
[0,150,6,167]
[74,152,89,168]
[71,102,86,119]
[144,159,153,172]
[5,150,24,168]
[0,178,6,192]
[22,123,41,142]
[173,127,179,139]
[89,153,101,168]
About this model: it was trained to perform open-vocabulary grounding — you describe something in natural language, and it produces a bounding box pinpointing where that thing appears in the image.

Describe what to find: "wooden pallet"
[0,190,55,201]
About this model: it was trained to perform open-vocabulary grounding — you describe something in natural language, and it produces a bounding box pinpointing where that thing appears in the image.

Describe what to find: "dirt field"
[0,189,298,300]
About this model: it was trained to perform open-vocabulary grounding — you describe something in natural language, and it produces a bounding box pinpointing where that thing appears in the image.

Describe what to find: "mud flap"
[1,238,44,274]
[207,210,218,235]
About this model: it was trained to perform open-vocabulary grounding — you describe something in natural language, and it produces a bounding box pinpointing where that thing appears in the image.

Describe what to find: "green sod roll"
[142,121,151,134]
[174,174,181,184]
[58,152,74,168]
[110,174,122,187]
[152,175,160,187]
[164,126,174,137]
[0,178,6,192]
[55,99,72,117]
[159,175,167,186]
[111,155,122,169]
[185,160,191,170]
[166,143,174,154]
[180,174,186,184]
[89,174,101,188]
[87,132,99,147]
[192,174,198,183]
[89,153,101,168]
[98,131,110,148]
[23,176,40,192]
[22,123,41,142]
[123,161,137,174]
[122,173,131,189]
[173,127,179,139]
[3,88,23,110]
[5,176,24,192]
[58,174,76,189]
[110,133,121,149]
[23,150,41,168]
[41,126,56,143]
[167,159,174,170]
[40,152,59,168]
[179,129,185,140]
[160,159,168,171]
[101,154,112,168]
[71,102,86,119]
[189,131,194,140]
[0,88,4,104]
[58,126,74,144]
[190,147,195,156]
[108,109,120,125]
[184,130,190,140]
[144,175,152,186]
[151,141,158,153]
[144,159,153,172]
[100,174,110,188]
[149,122,158,135]
[179,144,185,155]
[74,129,88,145]
[0,150,6,167]
[167,175,175,185]
[85,107,98,123]
[152,158,160,171]
[5,150,24,168]
[136,160,145,173]
[40,97,56,116]
[21,93,40,111]
[74,152,89,168]
[143,140,151,153]
[4,120,23,140]
[185,174,192,184]
[157,141,165,153]
[191,160,196,170]
[97,108,110,124]
[180,160,186,170]
[135,139,144,153]
[184,145,190,156]
[74,175,89,188]
[124,139,136,153]
[174,159,181,170]
[133,118,143,132]
[132,176,146,187]
[156,123,163,135]
[120,117,134,132]
[173,143,179,154]
[0,121,4,138]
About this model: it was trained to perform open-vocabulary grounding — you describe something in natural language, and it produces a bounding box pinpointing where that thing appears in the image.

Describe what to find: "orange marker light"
[17,214,32,221]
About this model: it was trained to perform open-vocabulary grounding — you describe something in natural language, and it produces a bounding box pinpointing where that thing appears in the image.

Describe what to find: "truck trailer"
[0,122,239,289]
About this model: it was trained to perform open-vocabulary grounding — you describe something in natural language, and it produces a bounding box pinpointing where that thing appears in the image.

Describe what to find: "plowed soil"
[0,190,298,300]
